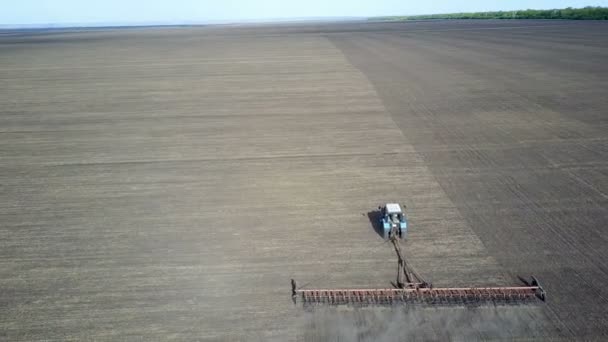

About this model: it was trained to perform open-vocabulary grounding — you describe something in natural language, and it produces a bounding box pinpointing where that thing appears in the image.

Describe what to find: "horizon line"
[0,16,368,30]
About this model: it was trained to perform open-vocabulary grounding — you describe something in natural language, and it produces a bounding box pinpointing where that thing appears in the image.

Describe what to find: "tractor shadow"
[367,209,385,239]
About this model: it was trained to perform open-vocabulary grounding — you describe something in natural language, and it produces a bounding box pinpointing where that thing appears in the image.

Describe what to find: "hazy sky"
[3,0,607,25]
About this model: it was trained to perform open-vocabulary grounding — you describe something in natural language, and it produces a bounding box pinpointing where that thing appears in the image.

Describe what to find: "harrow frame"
[292,280,546,307]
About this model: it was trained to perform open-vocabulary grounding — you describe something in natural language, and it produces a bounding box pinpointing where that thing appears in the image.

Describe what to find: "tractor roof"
[386,203,402,214]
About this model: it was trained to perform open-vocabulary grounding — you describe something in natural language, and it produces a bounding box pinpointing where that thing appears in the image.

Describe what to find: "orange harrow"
[292,279,545,307]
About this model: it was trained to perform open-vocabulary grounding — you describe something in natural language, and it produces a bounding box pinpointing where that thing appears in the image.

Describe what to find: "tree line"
[374,7,608,21]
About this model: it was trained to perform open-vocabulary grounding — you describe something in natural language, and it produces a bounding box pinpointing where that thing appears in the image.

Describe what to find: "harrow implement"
[292,279,546,307]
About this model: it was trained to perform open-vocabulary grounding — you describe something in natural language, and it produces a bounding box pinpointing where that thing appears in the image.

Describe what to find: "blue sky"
[2,0,607,25]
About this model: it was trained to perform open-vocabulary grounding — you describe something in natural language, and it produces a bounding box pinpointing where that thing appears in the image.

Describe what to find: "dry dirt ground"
[0,20,607,340]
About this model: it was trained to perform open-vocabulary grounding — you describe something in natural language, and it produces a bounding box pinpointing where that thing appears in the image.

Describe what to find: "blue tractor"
[381,203,408,240]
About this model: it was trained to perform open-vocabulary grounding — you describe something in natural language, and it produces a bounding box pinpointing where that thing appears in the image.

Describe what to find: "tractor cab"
[381,203,408,239]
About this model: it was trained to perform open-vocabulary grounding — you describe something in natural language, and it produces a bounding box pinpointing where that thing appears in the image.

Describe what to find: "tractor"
[380,203,407,240]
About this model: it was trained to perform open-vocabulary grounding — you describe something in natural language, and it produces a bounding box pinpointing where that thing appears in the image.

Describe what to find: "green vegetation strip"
[372,7,608,21]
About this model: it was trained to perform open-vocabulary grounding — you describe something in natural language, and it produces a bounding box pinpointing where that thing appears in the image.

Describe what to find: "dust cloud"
[298,305,553,341]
